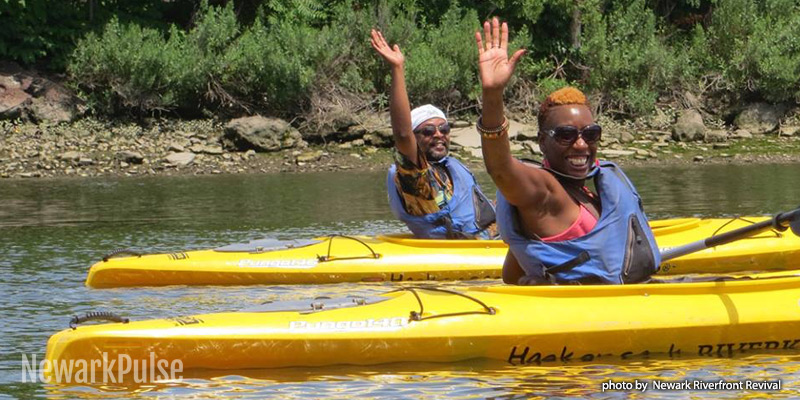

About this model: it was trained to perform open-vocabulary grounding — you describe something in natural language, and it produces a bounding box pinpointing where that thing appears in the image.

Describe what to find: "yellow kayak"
[46,270,800,380]
[85,217,800,288]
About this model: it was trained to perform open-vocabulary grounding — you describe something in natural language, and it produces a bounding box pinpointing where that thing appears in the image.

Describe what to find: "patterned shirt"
[392,148,453,216]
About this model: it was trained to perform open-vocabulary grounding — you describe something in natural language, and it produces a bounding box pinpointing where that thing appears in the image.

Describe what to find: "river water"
[2,163,800,399]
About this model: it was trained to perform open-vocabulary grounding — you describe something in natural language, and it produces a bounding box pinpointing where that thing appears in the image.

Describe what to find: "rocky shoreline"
[2,113,800,180]
[3,62,800,179]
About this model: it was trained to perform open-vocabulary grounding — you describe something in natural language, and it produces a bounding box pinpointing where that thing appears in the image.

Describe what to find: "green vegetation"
[3,0,800,120]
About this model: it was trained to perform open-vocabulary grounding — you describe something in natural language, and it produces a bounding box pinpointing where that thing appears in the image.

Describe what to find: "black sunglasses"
[414,123,451,137]
[543,124,602,145]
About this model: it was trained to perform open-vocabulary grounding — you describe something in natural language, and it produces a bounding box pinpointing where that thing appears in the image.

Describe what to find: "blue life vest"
[496,161,660,284]
[388,156,495,239]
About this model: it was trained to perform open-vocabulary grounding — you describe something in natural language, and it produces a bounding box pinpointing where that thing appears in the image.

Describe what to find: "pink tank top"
[540,204,598,242]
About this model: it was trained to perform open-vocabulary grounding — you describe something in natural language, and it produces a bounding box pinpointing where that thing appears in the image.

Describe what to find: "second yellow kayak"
[86,217,800,287]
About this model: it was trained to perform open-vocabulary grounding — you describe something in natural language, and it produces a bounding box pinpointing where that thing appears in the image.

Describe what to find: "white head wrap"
[410,104,447,131]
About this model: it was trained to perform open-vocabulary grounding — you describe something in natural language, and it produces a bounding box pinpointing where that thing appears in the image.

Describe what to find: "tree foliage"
[6,0,796,118]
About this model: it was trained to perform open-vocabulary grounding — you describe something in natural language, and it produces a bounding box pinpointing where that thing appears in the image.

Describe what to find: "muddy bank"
[1,117,800,180]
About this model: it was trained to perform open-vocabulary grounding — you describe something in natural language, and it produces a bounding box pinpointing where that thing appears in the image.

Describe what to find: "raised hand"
[370,29,404,68]
[475,18,525,92]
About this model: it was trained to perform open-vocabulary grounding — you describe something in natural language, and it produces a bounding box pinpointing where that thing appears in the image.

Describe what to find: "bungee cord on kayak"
[316,234,381,262]
[388,286,496,322]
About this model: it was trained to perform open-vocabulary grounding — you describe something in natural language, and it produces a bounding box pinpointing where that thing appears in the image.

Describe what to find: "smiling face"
[414,117,450,161]
[538,104,598,177]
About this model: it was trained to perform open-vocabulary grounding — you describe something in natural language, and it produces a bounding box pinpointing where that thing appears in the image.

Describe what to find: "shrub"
[68,18,198,113]
[220,19,316,114]
[709,0,800,102]
[580,0,679,114]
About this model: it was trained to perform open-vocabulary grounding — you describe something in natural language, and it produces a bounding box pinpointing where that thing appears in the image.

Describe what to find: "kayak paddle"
[660,207,800,262]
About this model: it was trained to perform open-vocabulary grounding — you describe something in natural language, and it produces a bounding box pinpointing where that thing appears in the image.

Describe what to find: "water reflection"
[39,354,800,399]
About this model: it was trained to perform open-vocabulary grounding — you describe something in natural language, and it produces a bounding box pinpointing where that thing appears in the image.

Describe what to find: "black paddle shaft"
[660,208,800,262]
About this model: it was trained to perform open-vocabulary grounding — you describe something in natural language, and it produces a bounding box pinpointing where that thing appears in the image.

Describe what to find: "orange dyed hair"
[538,87,589,130]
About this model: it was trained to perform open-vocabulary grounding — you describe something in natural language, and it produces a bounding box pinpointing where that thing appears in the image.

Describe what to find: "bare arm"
[475,19,553,208]
[370,29,418,165]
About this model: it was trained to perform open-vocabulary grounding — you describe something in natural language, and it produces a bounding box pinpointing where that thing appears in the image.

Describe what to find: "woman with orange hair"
[474,18,661,285]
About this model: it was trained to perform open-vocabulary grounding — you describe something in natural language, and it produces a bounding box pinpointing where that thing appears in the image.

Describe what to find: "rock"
[221,116,306,152]
[731,129,753,139]
[523,141,542,156]
[779,126,799,137]
[0,74,21,91]
[0,64,83,122]
[600,149,635,157]
[165,152,196,166]
[734,103,784,134]
[672,109,706,141]
[656,134,672,143]
[364,128,393,147]
[168,142,186,152]
[619,131,635,143]
[513,127,539,141]
[338,142,352,149]
[58,151,82,161]
[120,161,129,168]
[351,139,365,147]
[468,147,483,159]
[451,120,471,128]
[190,144,223,155]
[509,142,524,152]
[244,149,256,158]
[704,130,728,143]
[344,124,367,140]
[693,155,704,162]
[301,110,362,143]
[635,149,649,156]
[296,150,323,163]
[713,143,731,149]
[329,111,359,133]
[28,84,82,123]
[508,120,537,141]
[0,77,32,119]
[77,157,94,166]
[116,150,144,164]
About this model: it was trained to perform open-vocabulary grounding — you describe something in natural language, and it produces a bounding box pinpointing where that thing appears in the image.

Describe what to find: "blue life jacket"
[388,156,495,239]
[496,161,660,284]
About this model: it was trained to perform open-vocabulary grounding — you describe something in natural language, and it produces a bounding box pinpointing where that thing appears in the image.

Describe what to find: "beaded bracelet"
[476,117,509,139]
